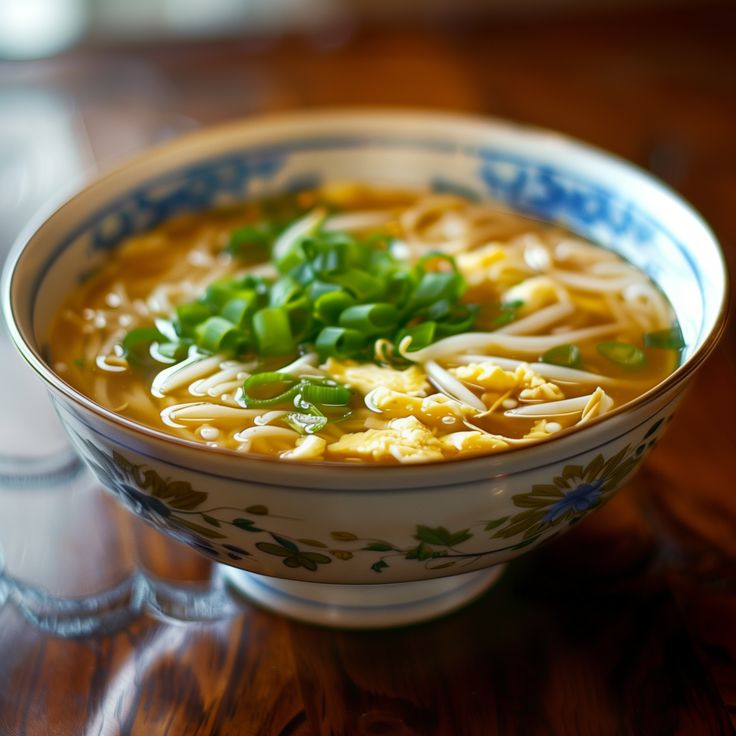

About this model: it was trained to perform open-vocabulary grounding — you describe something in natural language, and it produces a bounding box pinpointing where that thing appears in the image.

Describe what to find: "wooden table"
[1,4,734,734]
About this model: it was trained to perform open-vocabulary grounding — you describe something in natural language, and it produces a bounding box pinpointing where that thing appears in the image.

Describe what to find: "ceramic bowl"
[2,111,728,628]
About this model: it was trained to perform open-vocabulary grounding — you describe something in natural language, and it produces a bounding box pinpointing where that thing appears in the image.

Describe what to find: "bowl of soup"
[2,110,727,628]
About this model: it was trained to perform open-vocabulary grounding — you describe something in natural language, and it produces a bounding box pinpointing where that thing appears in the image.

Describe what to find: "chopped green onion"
[220,292,257,327]
[127,212,479,366]
[286,408,329,435]
[299,380,352,406]
[494,301,523,327]
[308,280,342,301]
[398,321,437,352]
[644,326,685,350]
[425,299,452,321]
[407,272,462,312]
[269,276,303,308]
[240,372,300,408]
[384,271,415,305]
[312,240,352,274]
[315,326,365,360]
[121,327,166,364]
[436,305,478,337]
[151,341,190,364]
[252,307,294,357]
[473,301,523,330]
[339,303,398,335]
[154,317,179,342]
[175,302,211,336]
[597,341,646,368]
[314,291,356,325]
[195,316,240,353]
[227,223,273,257]
[204,280,237,310]
[237,274,270,294]
[326,268,383,301]
[287,306,313,342]
[542,344,582,368]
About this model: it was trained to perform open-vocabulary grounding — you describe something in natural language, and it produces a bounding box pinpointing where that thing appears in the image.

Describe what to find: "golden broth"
[49,186,680,464]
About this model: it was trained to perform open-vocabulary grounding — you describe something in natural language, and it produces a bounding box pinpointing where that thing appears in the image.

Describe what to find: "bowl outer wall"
[52,378,685,583]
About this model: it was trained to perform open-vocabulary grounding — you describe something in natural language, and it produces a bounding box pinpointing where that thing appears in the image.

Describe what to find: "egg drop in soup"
[49,185,684,464]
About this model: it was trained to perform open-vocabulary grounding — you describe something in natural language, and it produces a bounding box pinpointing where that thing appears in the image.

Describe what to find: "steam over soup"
[50,186,683,463]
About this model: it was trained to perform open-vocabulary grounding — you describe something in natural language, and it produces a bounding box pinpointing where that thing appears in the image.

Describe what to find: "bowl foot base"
[222,565,505,629]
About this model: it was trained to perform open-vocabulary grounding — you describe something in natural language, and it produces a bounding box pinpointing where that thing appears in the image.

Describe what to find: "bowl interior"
[4,111,727,411]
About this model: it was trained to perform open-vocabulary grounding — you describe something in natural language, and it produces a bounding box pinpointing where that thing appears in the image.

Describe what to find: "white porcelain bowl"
[2,111,728,627]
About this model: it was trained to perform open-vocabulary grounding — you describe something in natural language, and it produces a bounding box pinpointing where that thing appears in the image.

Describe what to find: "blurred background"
[0,0,733,246]
[0,0,734,467]
[1,6,734,727]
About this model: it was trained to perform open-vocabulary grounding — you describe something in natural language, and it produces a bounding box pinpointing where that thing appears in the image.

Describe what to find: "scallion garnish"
[240,372,301,407]
[542,344,582,368]
[252,307,294,357]
[644,327,685,350]
[338,303,398,335]
[597,341,646,368]
[121,327,167,365]
[124,213,479,363]
[299,380,352,406]
[240,372,352,432]
[315,326,365,361]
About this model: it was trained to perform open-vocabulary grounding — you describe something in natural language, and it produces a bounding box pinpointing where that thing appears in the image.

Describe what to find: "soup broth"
[49,185,682,464]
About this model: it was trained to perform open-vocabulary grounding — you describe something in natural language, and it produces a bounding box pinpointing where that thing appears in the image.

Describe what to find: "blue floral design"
[490,444,641,541]
[542,479,603,523]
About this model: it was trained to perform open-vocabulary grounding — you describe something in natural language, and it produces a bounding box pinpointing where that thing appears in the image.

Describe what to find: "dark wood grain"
[1,3,735,734]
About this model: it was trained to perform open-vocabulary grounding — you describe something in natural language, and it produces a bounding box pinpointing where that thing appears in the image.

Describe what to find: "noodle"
[49,186,681,464]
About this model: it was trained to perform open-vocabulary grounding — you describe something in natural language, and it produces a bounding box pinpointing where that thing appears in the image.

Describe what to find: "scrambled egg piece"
[523,419,560,440]
[502,276,566,316]
[452,361,564,404]
[457,244,531,289]
[439,431,510,456]
[580,387,614,423]
[280,435,326,461]
[451,362,518,392]
[518,383,564,403]
[457,243,507,286]
[327,416,444,463]
[324,358,429,396]
[366,387,477,430]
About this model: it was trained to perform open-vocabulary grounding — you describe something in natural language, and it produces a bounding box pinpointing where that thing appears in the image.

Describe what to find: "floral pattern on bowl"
[73,415,669,578]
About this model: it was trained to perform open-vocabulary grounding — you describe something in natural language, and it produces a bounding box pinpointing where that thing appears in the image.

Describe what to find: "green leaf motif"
[562,465,583,483]
[174,518,227,540]
[484,517,509,531]
[406,542,434,561]
[256,542,291,557]
[331,531,358,541]
[583,454,605,482]
[270,533,299,552]
[371,560,389,573]
[246,505,269,515]
[202,515,221,527]
[414,525,472,547]
[298,538,328,548]
[301,552,332,564]
[362,542,394,552]
[232,518,262,532]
